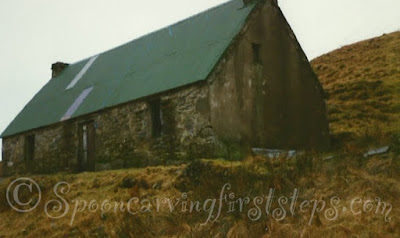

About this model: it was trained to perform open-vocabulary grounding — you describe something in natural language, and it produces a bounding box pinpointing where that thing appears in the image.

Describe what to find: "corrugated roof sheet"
[1,0,255,138]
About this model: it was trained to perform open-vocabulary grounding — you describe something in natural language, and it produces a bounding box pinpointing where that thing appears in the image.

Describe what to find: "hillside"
[1,155,399,237]
[1,32,400,237]
[311,31,400,150]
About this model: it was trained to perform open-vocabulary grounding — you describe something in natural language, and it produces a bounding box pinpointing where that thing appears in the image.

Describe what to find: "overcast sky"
[1,0,399,161]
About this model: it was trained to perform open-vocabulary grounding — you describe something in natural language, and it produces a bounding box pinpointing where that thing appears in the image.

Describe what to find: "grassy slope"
[311,31,400,150]
[1,32,400,237]
[1,156,399,237]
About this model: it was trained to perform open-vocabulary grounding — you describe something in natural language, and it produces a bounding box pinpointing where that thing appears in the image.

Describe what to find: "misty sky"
[1,0,400,161]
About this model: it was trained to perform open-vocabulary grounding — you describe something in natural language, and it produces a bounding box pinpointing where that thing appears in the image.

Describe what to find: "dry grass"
[0,153,399,237]
[311,31,400,150]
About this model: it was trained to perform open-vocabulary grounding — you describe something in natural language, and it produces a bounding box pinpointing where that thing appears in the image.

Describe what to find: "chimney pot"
[242,0,253,6]
[51,62,69,78]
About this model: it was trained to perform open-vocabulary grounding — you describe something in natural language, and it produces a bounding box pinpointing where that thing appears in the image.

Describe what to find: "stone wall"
[2,121,78,175]
[2,82,223,175]
[92,82,223,169]
[208,1,329,150]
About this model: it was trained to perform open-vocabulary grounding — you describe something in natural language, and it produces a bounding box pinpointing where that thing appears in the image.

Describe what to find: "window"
[149,98,163,138]
[252,43,262,64]
[24,134,35,161]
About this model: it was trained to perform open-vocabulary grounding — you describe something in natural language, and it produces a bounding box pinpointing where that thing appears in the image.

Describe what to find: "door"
[79,122,96,171]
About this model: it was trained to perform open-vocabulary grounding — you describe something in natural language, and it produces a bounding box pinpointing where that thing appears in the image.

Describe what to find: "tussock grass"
[0,152,399,237]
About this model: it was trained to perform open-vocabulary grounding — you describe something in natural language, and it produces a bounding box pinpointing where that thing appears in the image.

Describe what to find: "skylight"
[61,86,94,121]
[66,55,99,90]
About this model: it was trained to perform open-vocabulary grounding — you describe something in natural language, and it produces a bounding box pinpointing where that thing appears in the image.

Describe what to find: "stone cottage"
[1,0,329,175]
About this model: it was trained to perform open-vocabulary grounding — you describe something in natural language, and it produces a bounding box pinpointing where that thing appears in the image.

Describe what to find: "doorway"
[78,121,95,171]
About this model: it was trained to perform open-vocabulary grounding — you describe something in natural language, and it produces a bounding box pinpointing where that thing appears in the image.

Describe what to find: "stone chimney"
[51,62,69,78]
[242,0,253,5]
[243,0,277,6]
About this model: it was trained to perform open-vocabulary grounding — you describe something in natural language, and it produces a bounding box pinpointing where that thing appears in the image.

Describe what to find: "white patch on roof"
[61,86,94,121]
[66,55,99,90]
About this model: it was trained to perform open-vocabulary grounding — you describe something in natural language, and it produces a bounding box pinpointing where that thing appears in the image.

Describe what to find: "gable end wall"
[208,1,330,150]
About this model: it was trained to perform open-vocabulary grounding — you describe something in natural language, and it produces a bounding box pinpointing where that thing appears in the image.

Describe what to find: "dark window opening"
[252,43,262,64]
[24,134,35,161]
[149,98,163,138]
[82,124,88,164]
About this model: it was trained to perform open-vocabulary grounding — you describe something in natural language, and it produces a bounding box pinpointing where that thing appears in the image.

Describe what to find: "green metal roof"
[1,0,255,138]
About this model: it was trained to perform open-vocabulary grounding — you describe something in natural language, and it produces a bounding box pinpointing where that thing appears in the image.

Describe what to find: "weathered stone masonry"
[2,82,222,175]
